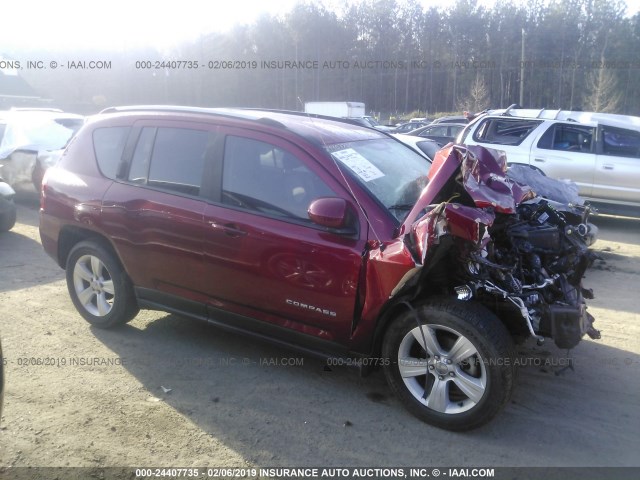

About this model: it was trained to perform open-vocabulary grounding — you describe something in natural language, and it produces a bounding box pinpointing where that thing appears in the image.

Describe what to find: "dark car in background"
[411,122,466,146]
[39,106,598,431]
[0,109,84,191]
[392,121,429,134]
[344,115,393,132]
[431,115,468,124]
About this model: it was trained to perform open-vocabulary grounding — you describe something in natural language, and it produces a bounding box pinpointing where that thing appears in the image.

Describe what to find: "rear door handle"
[602,164,614,170]
[209,221,247,237]
[533,158,545,163]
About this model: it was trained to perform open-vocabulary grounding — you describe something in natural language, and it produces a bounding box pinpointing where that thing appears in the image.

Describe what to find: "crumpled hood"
[399,145,535,264]
[460,145,534,213]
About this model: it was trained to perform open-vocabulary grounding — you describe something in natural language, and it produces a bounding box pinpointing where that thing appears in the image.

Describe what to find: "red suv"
[40,106,598,431]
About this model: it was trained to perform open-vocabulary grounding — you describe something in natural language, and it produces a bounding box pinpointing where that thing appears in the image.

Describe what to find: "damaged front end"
[375,145,600,350]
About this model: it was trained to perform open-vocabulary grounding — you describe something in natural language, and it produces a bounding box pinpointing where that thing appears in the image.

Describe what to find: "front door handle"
[209,221,247,237]
[533,158,545,163]
[602,164,614,170]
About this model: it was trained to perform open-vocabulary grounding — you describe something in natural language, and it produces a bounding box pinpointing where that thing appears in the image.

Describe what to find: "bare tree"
[584,68,622,112]
[457,73,489,113]
[583,30,622,112]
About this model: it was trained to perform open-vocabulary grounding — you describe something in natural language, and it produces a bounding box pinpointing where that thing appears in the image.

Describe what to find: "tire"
[65,240,139,328]
[0,199,16,232]
[32,161,45,192]
[382,298,516,431]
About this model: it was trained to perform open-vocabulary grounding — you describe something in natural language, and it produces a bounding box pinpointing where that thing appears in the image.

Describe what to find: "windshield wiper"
[388,203,414,210]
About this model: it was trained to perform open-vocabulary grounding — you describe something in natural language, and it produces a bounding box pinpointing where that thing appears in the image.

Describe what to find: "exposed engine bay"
[400,145,600,349]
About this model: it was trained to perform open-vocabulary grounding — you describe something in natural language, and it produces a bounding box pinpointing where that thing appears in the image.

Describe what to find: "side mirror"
[308,197,352,230]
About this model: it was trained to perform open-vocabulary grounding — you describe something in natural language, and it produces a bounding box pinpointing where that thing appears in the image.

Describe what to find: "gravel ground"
[1,189,639,476]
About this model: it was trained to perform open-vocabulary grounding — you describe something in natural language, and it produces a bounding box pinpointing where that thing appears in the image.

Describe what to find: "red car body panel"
[40,110,402,355]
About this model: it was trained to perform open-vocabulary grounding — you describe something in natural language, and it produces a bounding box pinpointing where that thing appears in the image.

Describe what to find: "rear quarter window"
[473,118,542,146]
[93,127,131,179]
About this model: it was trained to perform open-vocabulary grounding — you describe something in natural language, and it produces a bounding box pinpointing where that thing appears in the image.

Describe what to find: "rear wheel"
[66,241,139,328]
[382,298,516,431]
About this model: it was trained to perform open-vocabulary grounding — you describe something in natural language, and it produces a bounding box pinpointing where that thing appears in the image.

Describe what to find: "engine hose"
[484,281,545,344]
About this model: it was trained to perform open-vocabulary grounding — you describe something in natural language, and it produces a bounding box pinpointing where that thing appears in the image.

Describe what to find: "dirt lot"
[1,188,639,472]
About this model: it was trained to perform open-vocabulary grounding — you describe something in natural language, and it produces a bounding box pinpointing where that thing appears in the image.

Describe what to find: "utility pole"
[519,28,525,106]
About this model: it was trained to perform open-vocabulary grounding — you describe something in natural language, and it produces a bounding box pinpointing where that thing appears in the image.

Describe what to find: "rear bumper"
[39,212,63,267]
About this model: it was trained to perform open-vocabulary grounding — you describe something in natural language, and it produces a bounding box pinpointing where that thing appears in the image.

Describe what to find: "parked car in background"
[0,109,84,191]
[0,175,16,232]
[40,106,598,431]
[392,121,429,134]
[391,133,440,161]
[346,116,393,132]
[412,123,466,146]
[431,115,468,124]
[459,107,640,217]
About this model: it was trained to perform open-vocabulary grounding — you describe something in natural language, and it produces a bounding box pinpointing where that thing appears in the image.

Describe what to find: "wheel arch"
[368,238,518,361]
[370,297,414,359]
[57,226,123,271]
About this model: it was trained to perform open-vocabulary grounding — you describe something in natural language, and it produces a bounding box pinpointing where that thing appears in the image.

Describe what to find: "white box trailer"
[304,102,365,118]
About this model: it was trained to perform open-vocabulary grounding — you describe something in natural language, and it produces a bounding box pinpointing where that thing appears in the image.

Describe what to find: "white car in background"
[459,107,640,217]
[391,133,440,161]
[0,109,84,190]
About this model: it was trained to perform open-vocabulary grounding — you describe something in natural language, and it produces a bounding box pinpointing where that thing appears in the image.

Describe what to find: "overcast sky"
[2,0,639,51]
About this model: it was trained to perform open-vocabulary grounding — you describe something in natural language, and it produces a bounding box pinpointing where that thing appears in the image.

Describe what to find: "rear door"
[594,125,640,204]
[101,121,217,308]
[201,129,365,344]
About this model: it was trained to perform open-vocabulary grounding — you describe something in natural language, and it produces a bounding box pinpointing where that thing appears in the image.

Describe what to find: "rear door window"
[128,127,210,196]
[536,123,595,153]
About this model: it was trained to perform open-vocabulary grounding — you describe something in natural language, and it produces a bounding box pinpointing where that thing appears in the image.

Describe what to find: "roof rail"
[96,105,382,134]
[10,107,64,113]
[502,104,521,116]
[239,107,377,128]
[99,105,222,115]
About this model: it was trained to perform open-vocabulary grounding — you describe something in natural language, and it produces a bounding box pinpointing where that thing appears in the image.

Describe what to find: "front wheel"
[382,299,516,431]
[66,241,139,328]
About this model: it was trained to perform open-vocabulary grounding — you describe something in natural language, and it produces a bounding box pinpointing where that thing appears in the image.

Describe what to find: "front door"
[202,130,365,344]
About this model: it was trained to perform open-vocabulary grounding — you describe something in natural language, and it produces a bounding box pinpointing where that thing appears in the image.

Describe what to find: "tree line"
[17,0,640,119]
